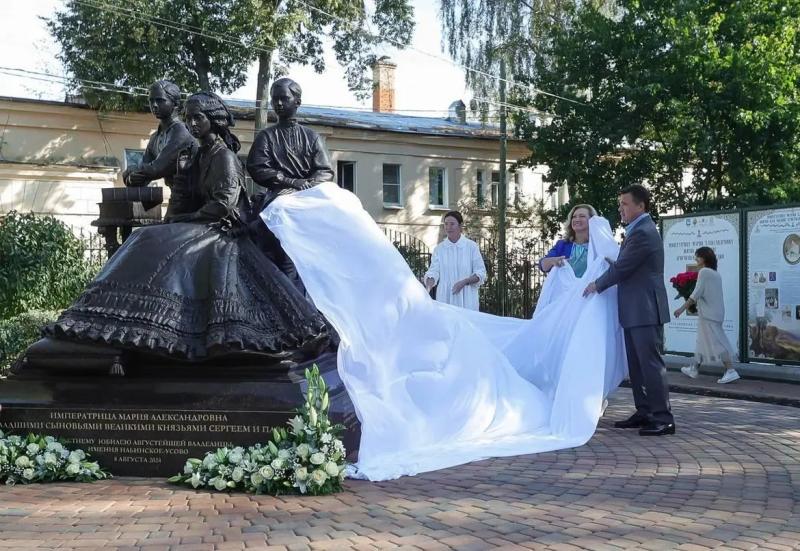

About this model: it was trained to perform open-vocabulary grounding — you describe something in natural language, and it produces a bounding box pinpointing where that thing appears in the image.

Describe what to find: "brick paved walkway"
[2,390,799,551]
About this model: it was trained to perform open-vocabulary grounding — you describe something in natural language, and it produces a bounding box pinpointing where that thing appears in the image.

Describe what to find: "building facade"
[0,95,556,249]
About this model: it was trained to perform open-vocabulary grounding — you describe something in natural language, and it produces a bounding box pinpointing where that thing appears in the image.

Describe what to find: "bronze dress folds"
[46,138,329,361]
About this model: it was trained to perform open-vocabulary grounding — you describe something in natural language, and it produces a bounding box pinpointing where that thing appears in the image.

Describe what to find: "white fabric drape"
[424,236,486,310]
[262,182,627,481]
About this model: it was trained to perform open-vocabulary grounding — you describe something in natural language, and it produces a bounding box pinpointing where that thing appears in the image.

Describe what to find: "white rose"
[310,452,325,465]
[231,467,244,482]
[202,455,217,469]
[228,451,243,465]
[320,433,332,444]
[324,461,340,477]
[15,456,31,468]
[270,458,283,470]
[26,443,40,455]
[43,452,58,466]
[277,449,291,461]
[46,442,64,454]
[295,443,311,459]
[211,477,228,491]
[22,468,35,480]
[250,472,264,486]
[310,469,328,487]
[259,465,275,480]
[190,472,202,488]
[65,463,80,475]
[68,451,84,464]
[294,467,308,481]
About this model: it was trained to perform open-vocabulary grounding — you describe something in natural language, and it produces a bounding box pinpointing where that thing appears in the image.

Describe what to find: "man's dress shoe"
[638,423,676,436]
[613,414,649,429]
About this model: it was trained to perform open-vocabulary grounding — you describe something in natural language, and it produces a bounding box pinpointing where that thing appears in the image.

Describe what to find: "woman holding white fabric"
[424,211,487,310]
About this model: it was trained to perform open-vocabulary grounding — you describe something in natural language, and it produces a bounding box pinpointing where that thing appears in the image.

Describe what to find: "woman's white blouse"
[424,236,487,310]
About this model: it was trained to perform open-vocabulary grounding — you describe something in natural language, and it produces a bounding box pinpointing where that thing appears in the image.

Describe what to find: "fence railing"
[73,223,547,319]
[381,227,432,281]
[477,237,547,319]
[70,226,109,268]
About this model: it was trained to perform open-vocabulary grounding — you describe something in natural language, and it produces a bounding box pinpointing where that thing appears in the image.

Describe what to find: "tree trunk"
[255,48,274,132]
[193,38,212,91]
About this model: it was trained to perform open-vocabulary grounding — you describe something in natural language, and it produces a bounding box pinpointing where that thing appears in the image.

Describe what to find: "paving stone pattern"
[1,390,799,550]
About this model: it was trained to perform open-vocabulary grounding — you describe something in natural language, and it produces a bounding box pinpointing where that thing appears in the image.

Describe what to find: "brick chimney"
[372,58,397,113]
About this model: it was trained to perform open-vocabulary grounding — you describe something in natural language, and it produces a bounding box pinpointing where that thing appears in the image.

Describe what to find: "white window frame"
[476,169,485,208]
[428,166,448,209]
[382,163,403,207]
[491,170,500,206]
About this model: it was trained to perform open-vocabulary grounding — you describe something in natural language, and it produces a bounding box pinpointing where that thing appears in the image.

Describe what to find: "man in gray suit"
[583,185,675,436]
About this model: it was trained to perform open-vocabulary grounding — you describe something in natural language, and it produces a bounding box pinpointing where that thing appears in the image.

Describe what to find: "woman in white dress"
[674,247,740,384]
[424,211,487,310]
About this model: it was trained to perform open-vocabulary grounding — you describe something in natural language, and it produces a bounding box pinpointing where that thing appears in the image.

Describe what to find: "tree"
[250,0,413,129]
[515,0,800,232]
[47,0,259,110]
[48,0,414,127]
[439,0,609,112]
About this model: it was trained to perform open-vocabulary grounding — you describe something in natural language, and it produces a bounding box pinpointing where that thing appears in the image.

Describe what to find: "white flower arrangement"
[0,431,110,485]
[169,364,347,496]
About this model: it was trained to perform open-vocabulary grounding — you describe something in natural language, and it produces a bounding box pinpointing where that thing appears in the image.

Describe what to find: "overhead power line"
[72,0,581,111]
[1,66,542,120]
[293,0,588,108]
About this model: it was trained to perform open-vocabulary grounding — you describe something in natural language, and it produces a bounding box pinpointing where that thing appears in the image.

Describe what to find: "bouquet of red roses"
[669,271,698,314]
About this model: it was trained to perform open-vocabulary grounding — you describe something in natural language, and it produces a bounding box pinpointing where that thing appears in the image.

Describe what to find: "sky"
[0,0,471,115]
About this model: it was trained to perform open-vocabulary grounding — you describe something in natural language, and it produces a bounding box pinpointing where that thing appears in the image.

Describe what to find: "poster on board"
[746,207,800,362]
[662,213,740,356]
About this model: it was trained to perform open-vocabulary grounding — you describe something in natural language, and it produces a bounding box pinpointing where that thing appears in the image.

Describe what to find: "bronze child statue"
[122,80,197,217]
[245,78,335,291]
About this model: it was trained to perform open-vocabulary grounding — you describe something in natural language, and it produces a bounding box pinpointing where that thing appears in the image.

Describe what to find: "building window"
[491,171,500,205]
[383,163,402,206]
[123,149,144,171]
[428,167,447,208]
[476,170,485,208]
[337,160,356,192]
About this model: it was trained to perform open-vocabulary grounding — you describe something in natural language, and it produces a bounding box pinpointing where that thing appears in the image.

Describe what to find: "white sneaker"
[717,369,740,384]
[681,365,699,379]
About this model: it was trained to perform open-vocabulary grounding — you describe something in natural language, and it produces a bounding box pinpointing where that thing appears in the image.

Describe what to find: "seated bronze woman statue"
[38,92,330,371]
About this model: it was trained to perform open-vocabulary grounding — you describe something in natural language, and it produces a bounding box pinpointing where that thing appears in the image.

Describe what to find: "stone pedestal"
[0,352,360,477]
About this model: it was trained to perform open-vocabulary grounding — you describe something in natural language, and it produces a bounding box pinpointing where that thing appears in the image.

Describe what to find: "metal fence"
[73,223,547,320]
[379,226,547,319]
[476,237,547,319]
[70,226,109,268]
[381,227,432,281]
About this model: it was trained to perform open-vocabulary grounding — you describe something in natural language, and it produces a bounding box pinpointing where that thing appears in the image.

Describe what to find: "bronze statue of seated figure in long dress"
[245,78,335,292]
[22,92,330,375]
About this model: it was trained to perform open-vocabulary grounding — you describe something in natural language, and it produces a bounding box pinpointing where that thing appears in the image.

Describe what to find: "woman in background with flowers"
[674,247,740,384]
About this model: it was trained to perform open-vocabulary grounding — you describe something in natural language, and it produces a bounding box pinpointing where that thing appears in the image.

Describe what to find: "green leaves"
[168,364,347,496]
[0,212,98,321]
[47,0,415,110]
[519,0,800,226]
